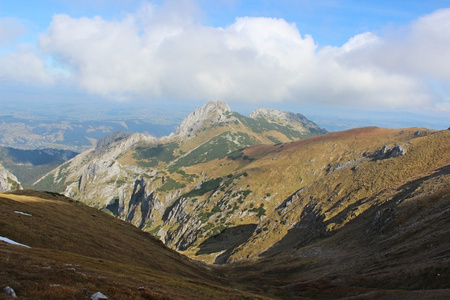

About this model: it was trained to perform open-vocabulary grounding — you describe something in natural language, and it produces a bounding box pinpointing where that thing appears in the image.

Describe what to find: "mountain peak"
[250,107,326,134]
[175,101,233,138]
[95,131,132,153]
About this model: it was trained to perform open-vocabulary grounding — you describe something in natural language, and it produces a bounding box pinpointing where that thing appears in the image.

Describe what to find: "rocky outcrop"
[368,144,407,160]
[0,162,22,192]
[91,291,108,300]
[3,286,17,298]
[126,178,158,229]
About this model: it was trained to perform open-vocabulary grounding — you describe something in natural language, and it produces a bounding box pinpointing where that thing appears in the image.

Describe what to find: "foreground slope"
[0,190,265,299]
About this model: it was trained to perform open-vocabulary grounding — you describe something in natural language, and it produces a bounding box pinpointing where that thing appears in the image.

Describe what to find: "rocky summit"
[7,101,447,299]
[174,101,233,138]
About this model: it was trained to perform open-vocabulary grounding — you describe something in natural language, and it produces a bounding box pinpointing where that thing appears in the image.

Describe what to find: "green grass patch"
[157,176,186,192]
[172,132,259,168]
[249,203,266,217]
[185,178,222,197]
[227,150,244,160]
[134,142,178,167]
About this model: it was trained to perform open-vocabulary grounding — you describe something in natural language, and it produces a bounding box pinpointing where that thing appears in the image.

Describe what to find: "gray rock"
[3,286,17,298]
[414,130,429,137]
[0,163,22,192]
[369,144,407,160]
[91,291,108,300]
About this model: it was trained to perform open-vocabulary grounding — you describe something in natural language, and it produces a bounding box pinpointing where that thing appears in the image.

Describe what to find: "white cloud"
[0,45,54,84]
[1,3,449,110]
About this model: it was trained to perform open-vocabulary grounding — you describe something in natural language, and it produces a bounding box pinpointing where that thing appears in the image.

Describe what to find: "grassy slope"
[212,128,450,299]
[0,190,266,299]
[227,128,450,261]
[220,165,450,299]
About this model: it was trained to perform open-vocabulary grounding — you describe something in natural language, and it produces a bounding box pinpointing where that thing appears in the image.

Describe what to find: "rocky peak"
[250,107,326,133]
[175,101,233,138]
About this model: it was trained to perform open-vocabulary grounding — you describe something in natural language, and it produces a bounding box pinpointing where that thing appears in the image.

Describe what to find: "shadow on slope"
[226,164,450,299]
[196,224,257,264]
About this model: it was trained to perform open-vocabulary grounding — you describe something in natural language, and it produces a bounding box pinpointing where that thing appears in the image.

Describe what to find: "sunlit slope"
[224,127,450,261]
[0,190,265,299]
[220,155,450,299]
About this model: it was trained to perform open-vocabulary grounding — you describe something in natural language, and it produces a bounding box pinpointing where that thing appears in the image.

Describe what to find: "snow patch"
[14,211,32,216]
[0,236,31,248]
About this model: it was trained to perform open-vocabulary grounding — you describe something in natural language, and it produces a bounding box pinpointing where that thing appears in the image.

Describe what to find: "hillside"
[221,158,450,299]
[0,190,265,299]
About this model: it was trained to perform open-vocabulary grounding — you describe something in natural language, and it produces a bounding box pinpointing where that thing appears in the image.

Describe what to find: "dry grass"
[0,190,267,299]
[212,129,450,299]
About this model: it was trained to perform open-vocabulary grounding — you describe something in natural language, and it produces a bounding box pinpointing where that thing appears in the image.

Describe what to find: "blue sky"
[1,0,449,129]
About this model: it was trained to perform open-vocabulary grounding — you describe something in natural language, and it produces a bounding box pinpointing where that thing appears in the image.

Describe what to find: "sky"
[1,0,449,129]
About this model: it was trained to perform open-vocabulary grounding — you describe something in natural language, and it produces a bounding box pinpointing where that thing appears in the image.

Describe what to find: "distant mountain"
[0,146,78,188]
[0,115,176,151]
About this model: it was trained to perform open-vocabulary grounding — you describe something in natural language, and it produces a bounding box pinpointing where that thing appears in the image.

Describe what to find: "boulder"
[91,291,108,300]
[3,286,17,298]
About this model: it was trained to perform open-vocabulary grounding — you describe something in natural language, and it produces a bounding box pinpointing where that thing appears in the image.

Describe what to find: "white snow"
[14,210,32,216]
[0,236,31,248]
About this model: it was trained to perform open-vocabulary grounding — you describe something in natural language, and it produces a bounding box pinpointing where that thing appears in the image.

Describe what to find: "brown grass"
[0,190,267,299]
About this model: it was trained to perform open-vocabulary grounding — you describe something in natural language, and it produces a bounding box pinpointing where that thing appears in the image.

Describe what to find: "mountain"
[32,101,326,249]
[0,162,22,192]
[11,98,450,298]
[0,146,78,188]
[0,190,263,299]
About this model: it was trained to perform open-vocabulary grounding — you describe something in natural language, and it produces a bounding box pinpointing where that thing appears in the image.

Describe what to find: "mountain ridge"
[31,101,327,252]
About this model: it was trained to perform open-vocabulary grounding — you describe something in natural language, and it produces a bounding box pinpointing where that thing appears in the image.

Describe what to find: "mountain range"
[1,101,449,299]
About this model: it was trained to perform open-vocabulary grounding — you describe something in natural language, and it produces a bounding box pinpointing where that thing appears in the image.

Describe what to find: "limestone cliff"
[0,162,22,192]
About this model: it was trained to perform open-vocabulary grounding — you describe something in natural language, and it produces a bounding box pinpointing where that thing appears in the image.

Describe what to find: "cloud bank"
[1,3,450,110]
